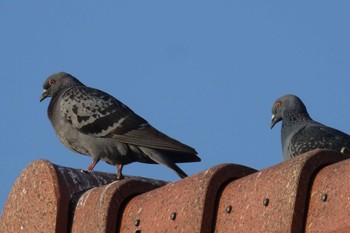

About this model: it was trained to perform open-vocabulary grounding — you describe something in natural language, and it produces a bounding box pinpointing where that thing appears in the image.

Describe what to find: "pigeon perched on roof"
[40,72,200,179]
[271,94,350,160]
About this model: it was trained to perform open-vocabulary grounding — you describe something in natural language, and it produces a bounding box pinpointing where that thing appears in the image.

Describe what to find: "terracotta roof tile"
[71,178,166,233]
[0,160,165,233]
[119,163,256,233]
[215,149,347,232]
[1,149,350,233]
[306,158,350,232]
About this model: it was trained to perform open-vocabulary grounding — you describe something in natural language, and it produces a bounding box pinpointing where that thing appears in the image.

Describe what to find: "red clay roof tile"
[214,149,348,233]
[119,163,256,233]
[71,178,166,232]
[306,158,350,232]
[1,150,350,233]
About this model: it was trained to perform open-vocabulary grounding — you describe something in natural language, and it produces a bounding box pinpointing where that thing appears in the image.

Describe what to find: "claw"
[341,147,348,154]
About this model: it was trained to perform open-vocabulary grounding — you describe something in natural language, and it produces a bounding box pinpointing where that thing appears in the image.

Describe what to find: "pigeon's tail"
[139,147,188,179]
[152,153,189,178]
[173,166,188,178]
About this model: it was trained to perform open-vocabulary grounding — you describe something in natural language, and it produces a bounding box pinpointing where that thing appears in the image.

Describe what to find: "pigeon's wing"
[60,87,199,160]
[59,86,141,135]
[108,122,200,163]
[290,122,350,156]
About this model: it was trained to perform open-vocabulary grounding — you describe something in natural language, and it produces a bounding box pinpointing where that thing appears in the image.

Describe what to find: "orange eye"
[49,79,56,85]
[276,101,282,108]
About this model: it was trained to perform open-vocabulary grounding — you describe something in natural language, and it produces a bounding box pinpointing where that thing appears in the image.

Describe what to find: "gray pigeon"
[271,94,350,160]
[40,72,200,179]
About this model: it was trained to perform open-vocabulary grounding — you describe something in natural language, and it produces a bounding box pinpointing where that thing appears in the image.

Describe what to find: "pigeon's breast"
[50,101,132,163]
[52,113,91,155]
[281,124,306,160]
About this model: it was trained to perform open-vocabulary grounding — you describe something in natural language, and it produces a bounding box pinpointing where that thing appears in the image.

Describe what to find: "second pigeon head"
[270,94,310,129]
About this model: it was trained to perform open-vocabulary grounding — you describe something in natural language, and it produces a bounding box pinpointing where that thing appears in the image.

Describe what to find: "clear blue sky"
[1,1,350,211]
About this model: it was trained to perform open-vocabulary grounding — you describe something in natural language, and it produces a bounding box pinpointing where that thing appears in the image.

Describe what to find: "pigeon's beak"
[270,114,281,129]
[40,89,48,102]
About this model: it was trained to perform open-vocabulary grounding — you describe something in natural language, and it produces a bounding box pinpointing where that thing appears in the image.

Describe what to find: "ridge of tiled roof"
[1,149,349,232]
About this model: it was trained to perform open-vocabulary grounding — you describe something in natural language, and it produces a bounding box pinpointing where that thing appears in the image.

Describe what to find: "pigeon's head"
[40,72,84,102]
[271,94,309,129]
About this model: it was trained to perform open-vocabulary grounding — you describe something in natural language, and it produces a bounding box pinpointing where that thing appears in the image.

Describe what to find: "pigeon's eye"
[49,79,56,85]
[276,101,282,108]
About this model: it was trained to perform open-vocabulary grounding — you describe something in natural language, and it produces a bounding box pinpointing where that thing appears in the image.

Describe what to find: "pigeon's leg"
[80,159,100,173]
[116,164,124,180]
[87,159,100,170]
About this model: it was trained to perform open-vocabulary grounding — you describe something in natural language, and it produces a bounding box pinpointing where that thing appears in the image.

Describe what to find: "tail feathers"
[139,147,188,178]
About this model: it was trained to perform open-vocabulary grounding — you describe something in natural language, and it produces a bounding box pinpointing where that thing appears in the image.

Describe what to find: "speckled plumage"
[40,72,200,179]
[271,94,350,160]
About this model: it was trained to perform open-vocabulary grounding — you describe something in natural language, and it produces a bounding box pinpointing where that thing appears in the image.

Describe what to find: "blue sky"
[1,1,350,211]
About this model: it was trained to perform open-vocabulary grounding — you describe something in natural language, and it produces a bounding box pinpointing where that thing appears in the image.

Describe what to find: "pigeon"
[271,94,350,160]
[40,72,200,179]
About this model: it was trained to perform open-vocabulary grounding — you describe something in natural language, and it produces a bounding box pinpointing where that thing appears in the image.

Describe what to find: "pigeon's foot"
[341,147,349,154]
[116,173,124,180]
[80,169,91,174]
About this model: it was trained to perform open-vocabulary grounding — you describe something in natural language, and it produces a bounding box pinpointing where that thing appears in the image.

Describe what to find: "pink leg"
[116,164,124,180]
[87,159,99,171]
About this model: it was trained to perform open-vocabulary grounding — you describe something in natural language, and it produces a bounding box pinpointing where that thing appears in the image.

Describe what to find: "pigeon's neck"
[59,81,85,94]
[47,94,60,120]
[282,110,312,128]
[280,111,311,153]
